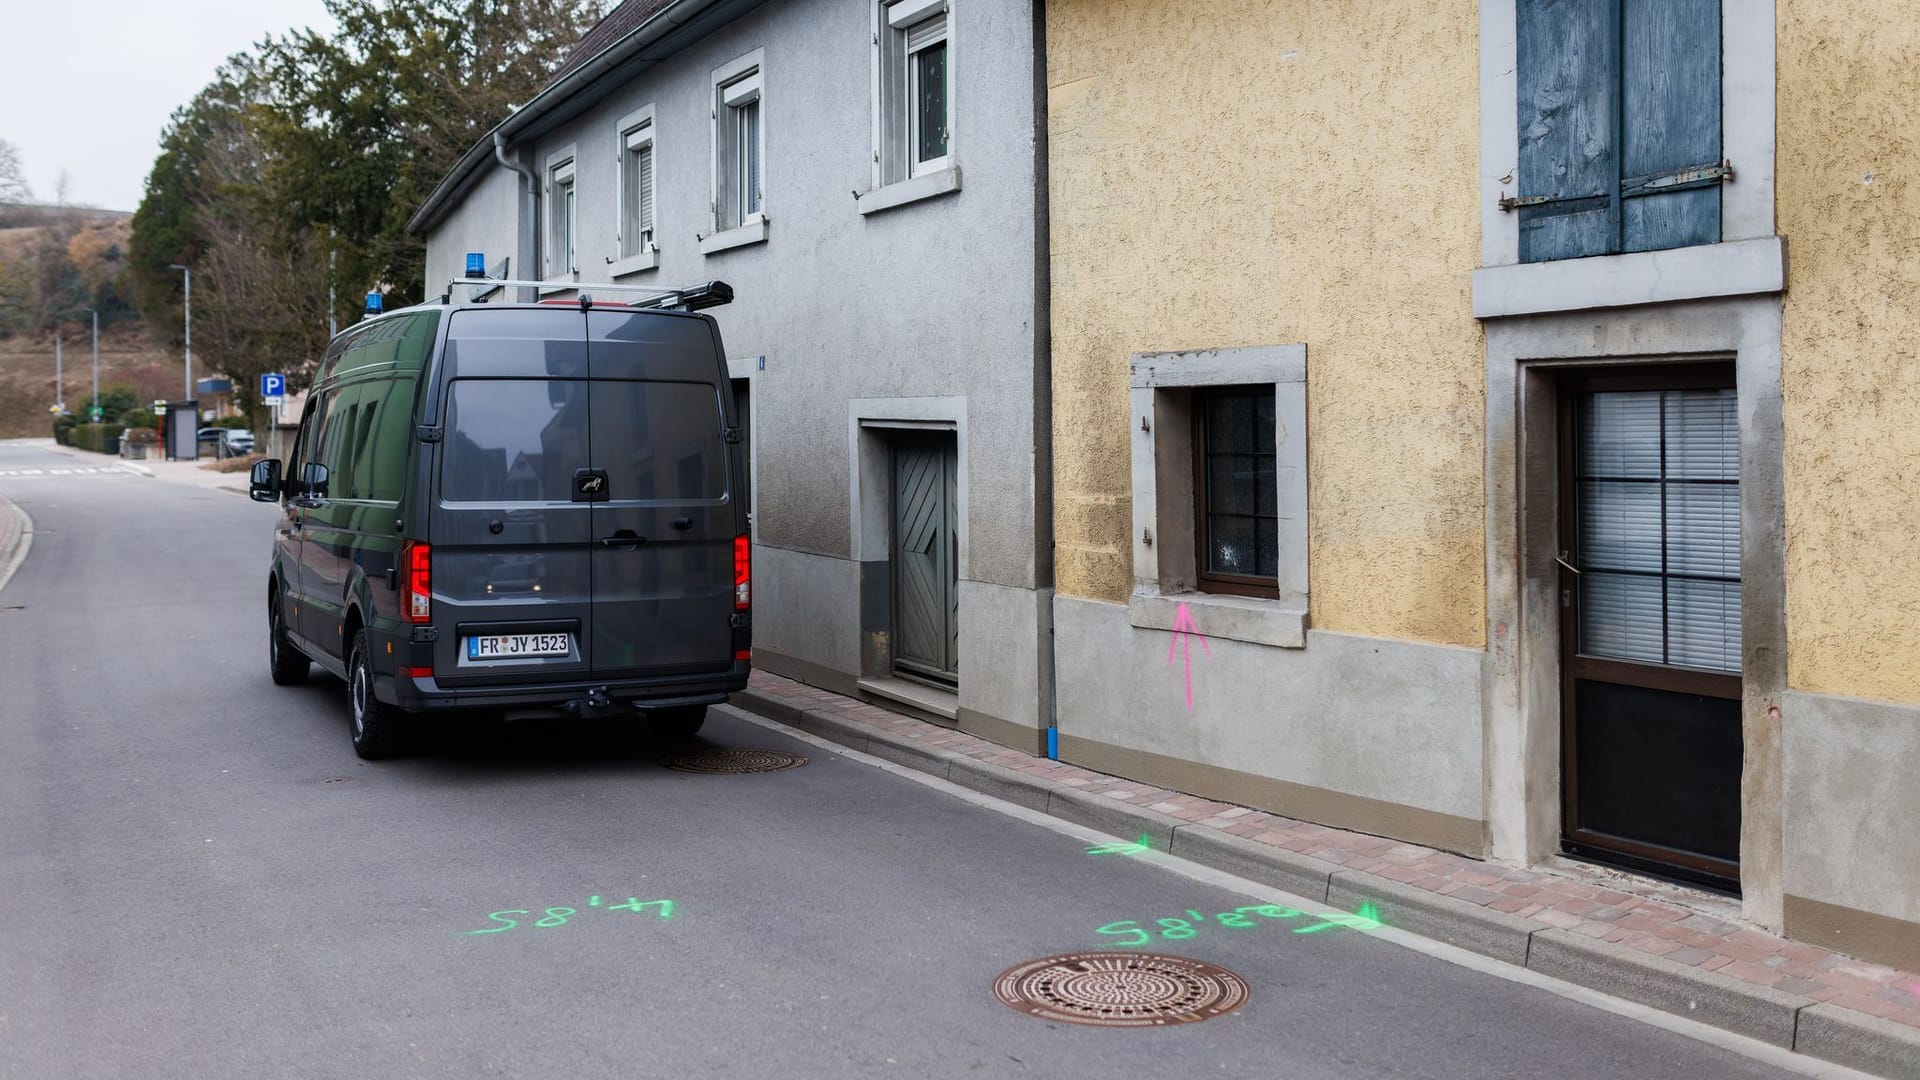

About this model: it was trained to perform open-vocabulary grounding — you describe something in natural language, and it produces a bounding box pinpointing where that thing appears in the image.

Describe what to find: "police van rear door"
[584,308,737,679]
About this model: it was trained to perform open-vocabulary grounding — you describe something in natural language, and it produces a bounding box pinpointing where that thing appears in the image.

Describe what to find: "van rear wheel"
[348,629,405,760]
[651,705,706,740]
[268,590,310,686]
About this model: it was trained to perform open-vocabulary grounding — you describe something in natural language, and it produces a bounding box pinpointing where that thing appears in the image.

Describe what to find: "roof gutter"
[407,0,724,235]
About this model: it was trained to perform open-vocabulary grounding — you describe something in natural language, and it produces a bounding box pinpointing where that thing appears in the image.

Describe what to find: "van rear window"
[442,379,589,502]
[590,380,728,501]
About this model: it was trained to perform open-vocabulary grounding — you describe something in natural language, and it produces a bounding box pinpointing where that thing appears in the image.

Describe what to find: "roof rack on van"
[443,276,733,313]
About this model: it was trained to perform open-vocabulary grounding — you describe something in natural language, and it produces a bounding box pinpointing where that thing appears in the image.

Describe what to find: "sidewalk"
[113,450,253,495]
[734,669,1920,1079]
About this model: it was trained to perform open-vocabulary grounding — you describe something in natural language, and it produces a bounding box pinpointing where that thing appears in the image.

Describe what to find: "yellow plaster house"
[1043,0,1920,971]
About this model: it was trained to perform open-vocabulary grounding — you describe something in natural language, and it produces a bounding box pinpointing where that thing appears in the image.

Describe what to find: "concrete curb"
[1329,869,1538,966]
[1169,824,1337,902]
[0,496,32,597]
[730,687,1920,1076]
[1527,929,1807,1048]
[1796,1002,1920,1080]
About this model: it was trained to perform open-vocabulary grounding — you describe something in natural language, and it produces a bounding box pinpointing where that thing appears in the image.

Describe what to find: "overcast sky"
[0,0,336,212]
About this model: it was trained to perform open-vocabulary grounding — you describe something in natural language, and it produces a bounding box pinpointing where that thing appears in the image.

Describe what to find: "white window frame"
[613,105,658,277]
[706,48,768,253]
[542,146,578,290]
[1128,345,1309,650]
[860,0,961,216]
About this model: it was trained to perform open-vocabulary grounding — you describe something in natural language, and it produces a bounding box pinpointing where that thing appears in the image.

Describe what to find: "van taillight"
[403,541,432,623]
[734,535,751,610]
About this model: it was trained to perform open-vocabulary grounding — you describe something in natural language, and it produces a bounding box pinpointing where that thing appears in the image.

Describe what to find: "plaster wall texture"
[750,544,860,678]
[1053,595,1486,830]
[1780,690,1920,925]
[423,167,519,295]
[1778,7,1920,702]
[429,0,1043,589]
[1046,0,1486,648]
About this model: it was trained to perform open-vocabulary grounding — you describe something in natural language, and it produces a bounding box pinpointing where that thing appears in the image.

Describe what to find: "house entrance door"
[1559,368,1742,890]
[891,432,958,685]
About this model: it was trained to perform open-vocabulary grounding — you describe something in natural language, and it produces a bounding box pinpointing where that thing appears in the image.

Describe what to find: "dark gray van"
[250,279,750,759]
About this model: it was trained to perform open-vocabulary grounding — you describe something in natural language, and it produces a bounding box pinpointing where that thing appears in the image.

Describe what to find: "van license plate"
[466,633,571,660]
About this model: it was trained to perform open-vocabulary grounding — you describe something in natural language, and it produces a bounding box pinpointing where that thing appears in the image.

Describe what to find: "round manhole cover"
[662,747,808,774]
[993,952,1249,1027]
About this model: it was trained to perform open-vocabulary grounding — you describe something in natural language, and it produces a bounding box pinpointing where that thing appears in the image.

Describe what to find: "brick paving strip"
[736,670,1920,1079]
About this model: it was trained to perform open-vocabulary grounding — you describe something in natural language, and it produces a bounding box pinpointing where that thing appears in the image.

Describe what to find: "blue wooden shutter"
[1620,0,1721,252]
[1517,0,1619,263]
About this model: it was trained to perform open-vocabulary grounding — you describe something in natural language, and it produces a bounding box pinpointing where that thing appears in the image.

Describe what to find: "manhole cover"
[662,747,808,774]
[992,952,1249,1027]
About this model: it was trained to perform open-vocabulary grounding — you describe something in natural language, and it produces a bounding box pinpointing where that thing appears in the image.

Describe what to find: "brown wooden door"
[1559,367,1742,891]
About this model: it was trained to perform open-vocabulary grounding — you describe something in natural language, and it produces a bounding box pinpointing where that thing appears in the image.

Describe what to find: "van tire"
[268,589,310,686]
[348,630,405,760]
[653,705,707,740]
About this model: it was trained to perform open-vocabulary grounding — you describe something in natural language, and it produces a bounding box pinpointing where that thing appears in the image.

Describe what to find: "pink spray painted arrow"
[1166,602,1212,711]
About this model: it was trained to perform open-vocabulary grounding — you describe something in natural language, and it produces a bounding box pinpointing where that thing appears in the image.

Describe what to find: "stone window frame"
[1473,0,1781,319]
[857,0,963,217]
[539,145,578,292]
[1129,345,1307,649]
[703,48,769,255]
[611,103,658,278]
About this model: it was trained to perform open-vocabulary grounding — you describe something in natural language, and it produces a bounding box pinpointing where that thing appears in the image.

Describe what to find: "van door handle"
[599,530,646,549]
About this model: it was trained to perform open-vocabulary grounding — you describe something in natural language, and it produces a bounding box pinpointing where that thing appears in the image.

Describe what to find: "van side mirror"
[301,462,330,498]
[249,459,283,503]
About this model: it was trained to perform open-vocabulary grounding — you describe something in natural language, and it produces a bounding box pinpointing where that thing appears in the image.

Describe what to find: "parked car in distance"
[247,276,750,760]
[198,427,256,458]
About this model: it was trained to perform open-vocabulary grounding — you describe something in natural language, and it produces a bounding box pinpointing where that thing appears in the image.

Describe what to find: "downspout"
[1032,0,1058,760]
[494,129,540,303]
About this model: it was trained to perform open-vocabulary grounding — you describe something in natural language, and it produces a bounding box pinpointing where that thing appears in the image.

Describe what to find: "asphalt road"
[0,439,1810,1079]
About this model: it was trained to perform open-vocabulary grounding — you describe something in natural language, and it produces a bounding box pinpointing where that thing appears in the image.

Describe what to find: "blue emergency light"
[365,291,383,315]
[465,251,486,277]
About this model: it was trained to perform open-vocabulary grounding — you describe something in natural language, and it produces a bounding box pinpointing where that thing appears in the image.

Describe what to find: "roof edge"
[406,0,726,236]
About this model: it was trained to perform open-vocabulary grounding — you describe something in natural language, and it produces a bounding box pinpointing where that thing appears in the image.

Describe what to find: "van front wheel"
[349,630,405,760]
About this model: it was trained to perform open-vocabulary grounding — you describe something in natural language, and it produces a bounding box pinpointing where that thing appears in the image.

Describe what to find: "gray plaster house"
[408,0,1053,748]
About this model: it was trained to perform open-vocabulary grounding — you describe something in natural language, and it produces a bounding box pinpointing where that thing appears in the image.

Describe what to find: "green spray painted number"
[1092,901,1382,947]
[456,896,679,937]
[461,910,531,935]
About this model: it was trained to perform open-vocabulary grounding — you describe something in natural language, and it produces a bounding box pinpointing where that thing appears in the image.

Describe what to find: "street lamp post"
[83,308,98,421]
[53,334,61,413]
[168,264,191,402]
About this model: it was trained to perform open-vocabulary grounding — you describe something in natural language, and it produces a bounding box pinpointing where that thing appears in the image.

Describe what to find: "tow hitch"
[563,686,614,717]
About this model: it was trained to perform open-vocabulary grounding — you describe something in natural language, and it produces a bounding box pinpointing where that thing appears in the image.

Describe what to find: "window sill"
[857,166,962,216]
[1129,591,1307,650]
[1471,236,1786,319]
[699,217,767,255]
[609,250,657,278]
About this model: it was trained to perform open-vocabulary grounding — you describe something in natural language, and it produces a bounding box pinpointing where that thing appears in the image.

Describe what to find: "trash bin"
[105,433,121,456]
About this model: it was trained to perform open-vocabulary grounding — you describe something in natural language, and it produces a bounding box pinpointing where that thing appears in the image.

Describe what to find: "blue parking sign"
[261,372,286,398]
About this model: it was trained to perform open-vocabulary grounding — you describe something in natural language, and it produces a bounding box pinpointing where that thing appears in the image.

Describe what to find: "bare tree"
[0,139,31,204]
[53,170,71,207]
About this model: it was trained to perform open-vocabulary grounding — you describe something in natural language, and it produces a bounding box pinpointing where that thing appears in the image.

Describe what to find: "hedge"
[67,424,128,454]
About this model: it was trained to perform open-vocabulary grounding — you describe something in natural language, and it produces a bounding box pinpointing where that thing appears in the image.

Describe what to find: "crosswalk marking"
[0,466,138,478]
